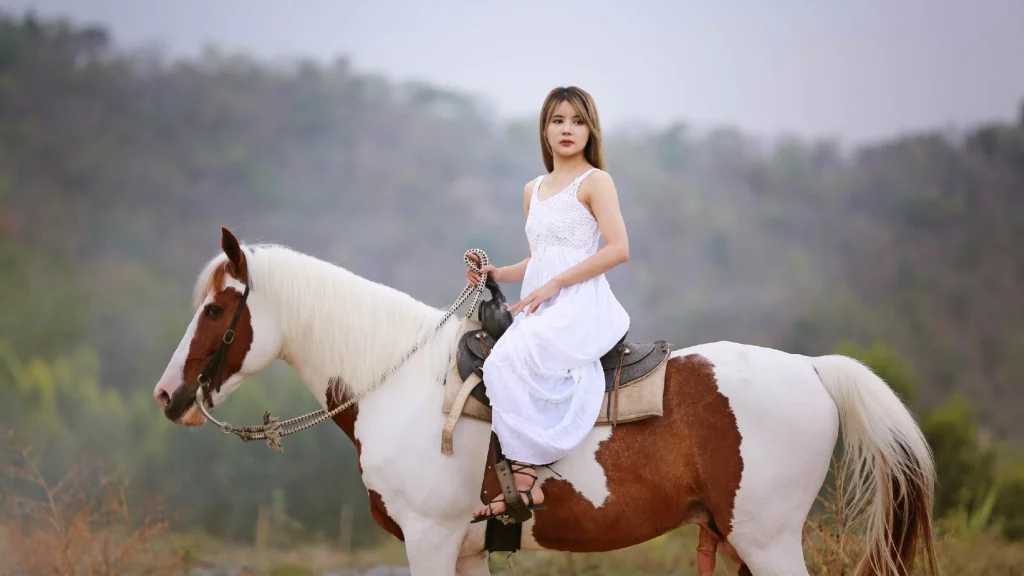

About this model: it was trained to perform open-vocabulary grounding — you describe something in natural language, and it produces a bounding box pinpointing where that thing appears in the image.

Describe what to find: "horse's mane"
[192,243,454,401]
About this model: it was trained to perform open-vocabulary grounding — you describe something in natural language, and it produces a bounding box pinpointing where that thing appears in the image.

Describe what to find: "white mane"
[194,243,457,402]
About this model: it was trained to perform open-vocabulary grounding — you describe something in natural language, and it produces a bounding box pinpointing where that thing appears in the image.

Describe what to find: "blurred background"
[1,1,1022,574]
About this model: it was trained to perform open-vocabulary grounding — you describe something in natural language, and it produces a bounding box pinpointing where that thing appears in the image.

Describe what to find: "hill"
[2,11,1022,545]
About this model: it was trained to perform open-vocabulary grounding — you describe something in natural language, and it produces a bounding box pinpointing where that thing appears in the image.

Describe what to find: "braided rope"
[195,249,492,451]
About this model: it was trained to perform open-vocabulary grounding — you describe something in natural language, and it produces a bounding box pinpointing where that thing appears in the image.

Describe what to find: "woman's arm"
[495,255,530,284]
[509,170,629,315]
[551,170,629,287]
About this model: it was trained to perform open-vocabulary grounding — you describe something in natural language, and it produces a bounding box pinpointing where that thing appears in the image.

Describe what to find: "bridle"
[190,249,494,452]
[195,279,252,409]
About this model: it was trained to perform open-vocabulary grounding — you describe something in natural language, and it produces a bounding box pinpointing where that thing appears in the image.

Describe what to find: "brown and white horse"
[154,228,938,575]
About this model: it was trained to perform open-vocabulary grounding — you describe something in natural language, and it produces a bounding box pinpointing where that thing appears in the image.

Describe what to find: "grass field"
[136,522,1024,575]
[5,511,1024,575]
[3,440,1022,575]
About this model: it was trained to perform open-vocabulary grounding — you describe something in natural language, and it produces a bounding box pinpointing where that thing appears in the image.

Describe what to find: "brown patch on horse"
[164,234,252,422]
[481,354,744,552]
[181,282,254,385]
[196,260,231,305]
[326,386,405,542]
[368,490,403,542]
[164,273,255,422]
[180,236,252,396]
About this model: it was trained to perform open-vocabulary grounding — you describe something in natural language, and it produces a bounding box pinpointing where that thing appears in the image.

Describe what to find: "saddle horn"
[478,277,513,340]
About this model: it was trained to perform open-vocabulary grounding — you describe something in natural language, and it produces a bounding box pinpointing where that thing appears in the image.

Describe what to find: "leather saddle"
[458,279,670,425]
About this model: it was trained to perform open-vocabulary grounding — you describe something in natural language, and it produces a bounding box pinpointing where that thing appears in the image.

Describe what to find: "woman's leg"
[471,460,545,521]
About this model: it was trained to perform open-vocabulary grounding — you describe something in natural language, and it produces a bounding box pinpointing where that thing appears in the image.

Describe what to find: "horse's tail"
[810,354,938,576]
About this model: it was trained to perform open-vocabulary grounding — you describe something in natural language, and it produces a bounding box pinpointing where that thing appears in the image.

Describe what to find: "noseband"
[197,279,251,408]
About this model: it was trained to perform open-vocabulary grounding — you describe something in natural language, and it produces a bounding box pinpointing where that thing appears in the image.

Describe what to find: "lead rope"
[195,249,493,451]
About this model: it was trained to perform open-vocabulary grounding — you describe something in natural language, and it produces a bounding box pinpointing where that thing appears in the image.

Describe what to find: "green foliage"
[993,466,1024,540]
[921,395,997,520]
[939,484,999,538]
[0,236,88,360]
[832,340,918,404]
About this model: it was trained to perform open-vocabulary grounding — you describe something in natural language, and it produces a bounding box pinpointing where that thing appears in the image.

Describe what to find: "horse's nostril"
[157,390,171,407]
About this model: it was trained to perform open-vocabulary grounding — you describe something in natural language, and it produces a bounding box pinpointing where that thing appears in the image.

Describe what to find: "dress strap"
[568,167,599,196]
[532,168,598,201]
[577,167,598,184]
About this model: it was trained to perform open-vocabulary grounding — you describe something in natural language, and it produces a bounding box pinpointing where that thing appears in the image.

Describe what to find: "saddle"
[441,280,671,454]
[456,328,671,421]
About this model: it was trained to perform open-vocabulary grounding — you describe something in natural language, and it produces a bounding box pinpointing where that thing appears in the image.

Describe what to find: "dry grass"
[0,428,186,576]
[801,460,866,574]
[2,433,1022,575]
[148,527,1024,576]
[172,534,411,575]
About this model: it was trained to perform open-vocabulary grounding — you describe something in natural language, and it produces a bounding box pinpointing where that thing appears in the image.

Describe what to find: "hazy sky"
[4,0,1022,143]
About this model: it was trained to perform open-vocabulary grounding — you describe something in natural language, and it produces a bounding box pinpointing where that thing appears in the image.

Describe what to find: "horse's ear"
[220,227,248,280]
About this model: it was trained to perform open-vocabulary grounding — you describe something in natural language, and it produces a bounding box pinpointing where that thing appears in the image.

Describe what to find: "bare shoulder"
[578,169,619,204]
[523,175,540,216]
[523,176,539,199]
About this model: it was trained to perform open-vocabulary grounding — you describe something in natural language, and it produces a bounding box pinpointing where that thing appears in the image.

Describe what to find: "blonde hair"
[539,86,605,173]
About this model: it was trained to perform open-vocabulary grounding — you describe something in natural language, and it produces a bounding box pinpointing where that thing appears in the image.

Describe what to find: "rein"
[194,249,493,451]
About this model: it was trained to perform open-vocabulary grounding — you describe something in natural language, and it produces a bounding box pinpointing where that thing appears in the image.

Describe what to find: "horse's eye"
[205,304,224,319]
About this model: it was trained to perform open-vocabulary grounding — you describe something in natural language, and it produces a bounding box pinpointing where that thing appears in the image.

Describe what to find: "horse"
[153,228,938,575]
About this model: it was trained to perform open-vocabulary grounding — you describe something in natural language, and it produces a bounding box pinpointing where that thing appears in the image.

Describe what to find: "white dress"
[481,168,630,465]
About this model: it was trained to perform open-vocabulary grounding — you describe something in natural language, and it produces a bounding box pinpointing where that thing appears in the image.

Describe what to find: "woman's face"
[546,99,590,160]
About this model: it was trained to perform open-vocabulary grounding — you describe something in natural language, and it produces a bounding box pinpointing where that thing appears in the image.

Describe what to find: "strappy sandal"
[470,461,547,524]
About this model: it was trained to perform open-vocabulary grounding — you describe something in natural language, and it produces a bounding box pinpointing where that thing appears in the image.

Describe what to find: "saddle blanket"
[441,317,668,427]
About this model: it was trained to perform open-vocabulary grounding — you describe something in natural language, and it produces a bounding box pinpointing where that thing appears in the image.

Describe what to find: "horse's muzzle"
[163,381,200,423]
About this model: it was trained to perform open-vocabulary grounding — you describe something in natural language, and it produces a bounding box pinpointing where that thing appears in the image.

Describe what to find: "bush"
[994,467,1024,540]
[832,340,919,403]
[921,395,997,520]
[0,426,185,575]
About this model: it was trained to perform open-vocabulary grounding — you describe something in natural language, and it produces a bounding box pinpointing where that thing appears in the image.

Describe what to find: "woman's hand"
[508,279,562,316]
[466,253,502,286]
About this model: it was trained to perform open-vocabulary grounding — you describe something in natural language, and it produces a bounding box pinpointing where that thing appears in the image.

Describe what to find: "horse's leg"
[696,525,719,575]
[402,517,464,576]
[695,525,752,575]
[455,550,490,575]
[718,540,751,575]
[728,528,808,576]
[723,470,814,575]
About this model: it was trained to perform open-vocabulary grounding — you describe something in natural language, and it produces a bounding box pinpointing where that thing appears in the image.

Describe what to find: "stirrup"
[470,462,547,525]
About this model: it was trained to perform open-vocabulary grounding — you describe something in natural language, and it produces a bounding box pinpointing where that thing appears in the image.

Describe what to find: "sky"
[3,0,1023,144]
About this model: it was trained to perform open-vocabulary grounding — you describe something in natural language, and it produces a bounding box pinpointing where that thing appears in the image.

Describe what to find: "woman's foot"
[471,462,545,522]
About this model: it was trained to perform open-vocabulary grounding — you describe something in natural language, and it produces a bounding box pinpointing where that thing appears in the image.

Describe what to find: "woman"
[467,86,631,523]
